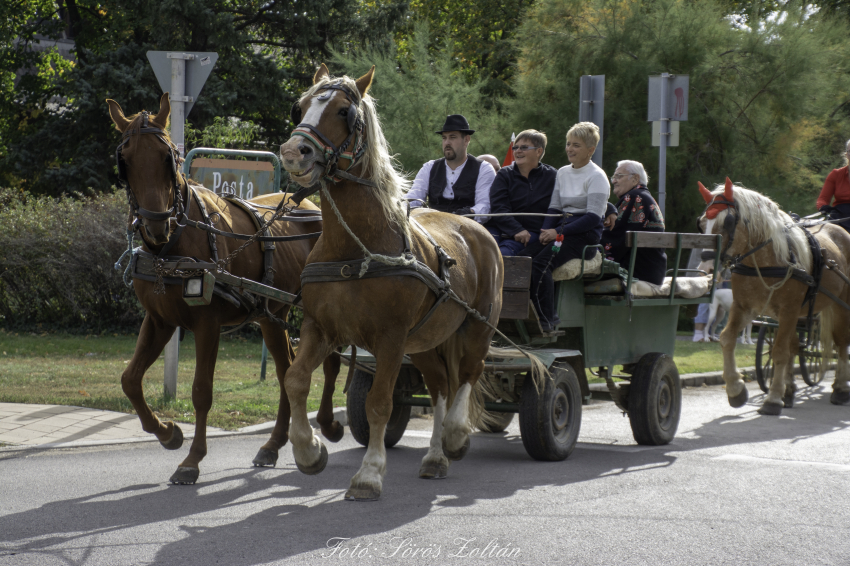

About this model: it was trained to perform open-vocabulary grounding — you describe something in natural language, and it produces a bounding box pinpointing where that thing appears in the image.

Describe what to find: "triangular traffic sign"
[146,51,218,117]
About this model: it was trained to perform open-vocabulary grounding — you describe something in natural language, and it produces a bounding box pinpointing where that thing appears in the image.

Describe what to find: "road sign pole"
[658,73,669,216]
[162,52,194,400]
[579,74,605,168]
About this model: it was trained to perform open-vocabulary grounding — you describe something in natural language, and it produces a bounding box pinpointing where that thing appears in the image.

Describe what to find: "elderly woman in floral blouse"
[601,160,666,285]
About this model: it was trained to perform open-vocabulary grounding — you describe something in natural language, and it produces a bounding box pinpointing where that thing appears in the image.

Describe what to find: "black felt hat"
[435,114,475,135]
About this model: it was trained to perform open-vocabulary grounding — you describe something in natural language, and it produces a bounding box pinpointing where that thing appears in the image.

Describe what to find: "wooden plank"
[500,290,530,319]
[503,256,532,289]
[626,232,718,250]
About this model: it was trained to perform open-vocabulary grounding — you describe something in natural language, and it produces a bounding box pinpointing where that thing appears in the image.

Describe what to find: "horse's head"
[107,93,181,246]
[280,64,375,187]
[696,177,744,262]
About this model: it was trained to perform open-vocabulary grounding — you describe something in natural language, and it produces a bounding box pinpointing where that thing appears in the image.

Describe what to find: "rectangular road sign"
[647,74,689,121]
[652,121,680,146]
[188,158,275,199]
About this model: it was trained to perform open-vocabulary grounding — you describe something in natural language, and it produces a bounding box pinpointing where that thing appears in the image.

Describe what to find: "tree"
[0,0,409,195]
[331,24,511,174]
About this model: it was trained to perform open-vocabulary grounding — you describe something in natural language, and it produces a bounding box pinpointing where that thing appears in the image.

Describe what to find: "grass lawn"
[0,329,337,431]
[0,330,755,430]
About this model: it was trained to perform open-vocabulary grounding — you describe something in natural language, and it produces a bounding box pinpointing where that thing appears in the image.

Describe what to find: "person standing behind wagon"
[523,122,609,331]
[816,139,850,233]
[487,130,557,256]
[405,115,496,223]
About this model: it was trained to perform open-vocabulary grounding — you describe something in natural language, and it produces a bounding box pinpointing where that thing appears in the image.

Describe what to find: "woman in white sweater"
[522,122,610,331]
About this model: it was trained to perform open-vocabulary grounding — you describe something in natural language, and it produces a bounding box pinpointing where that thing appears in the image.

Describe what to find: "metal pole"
[658,72,669,216]
[260,340,268,381]
[163,52,192,400]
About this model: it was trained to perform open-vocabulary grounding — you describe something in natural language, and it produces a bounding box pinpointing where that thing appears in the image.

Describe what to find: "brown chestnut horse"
[279,65,519,500]
[698,178,850,415]
[107,93,343,484]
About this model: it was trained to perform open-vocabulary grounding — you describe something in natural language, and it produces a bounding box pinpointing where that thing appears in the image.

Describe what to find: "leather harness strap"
[300,220,458,336]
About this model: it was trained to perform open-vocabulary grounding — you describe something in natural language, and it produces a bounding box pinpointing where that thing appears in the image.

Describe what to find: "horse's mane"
[300,75,411,234]
[713,184,812,272]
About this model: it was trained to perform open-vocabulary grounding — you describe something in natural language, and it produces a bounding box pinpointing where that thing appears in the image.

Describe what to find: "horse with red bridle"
[278,65,543,500]
[107,94,343,484]
[698,178,850,415]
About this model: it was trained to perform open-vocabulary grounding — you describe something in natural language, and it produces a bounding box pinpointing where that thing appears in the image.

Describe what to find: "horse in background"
[107,93,342,484]
[278,64,541,500]
[697,178,850,415]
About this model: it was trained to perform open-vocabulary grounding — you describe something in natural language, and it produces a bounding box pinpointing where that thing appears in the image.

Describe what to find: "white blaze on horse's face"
[301,93,333,129]
[703,218,716,235]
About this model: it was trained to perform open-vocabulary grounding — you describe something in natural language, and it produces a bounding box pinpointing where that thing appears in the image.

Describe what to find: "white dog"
[704,288,754,344]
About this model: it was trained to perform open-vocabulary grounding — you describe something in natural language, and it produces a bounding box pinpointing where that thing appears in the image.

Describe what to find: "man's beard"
[444,147,457,161]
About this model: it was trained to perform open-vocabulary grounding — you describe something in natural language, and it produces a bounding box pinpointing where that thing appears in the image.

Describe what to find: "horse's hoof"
[728,387,749,408]
[830,389,850,405]
[295,444,328,475]
[442,436,470,461]
[252,448,278,468]
[419,460,449,479]
[169,466,199,485]
[757,401,783,416]
[344,485,381,501]
[321,421,345,443]
[160,424,184,451]
[783,392,795,408]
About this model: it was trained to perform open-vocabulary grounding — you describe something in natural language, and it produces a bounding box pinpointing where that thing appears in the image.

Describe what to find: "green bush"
[0,188,143,332]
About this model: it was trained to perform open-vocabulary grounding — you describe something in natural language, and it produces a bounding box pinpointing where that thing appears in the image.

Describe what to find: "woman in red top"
[817,140,850,231]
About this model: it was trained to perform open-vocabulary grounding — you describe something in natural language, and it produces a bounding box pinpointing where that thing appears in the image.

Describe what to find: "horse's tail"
[818,309,834,382]
[486,344,551,394]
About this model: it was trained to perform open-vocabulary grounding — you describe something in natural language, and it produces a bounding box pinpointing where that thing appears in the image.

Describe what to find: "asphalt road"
[1,381,848,566]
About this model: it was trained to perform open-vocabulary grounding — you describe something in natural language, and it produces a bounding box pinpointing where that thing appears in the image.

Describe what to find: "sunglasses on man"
[512,145,539,152]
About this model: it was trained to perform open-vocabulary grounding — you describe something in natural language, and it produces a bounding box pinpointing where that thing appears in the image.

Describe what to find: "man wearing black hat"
[406,114,496,222]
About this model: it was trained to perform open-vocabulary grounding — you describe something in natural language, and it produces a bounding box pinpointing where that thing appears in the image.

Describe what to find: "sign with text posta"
[647,75,689,122]
[189,158,275,199]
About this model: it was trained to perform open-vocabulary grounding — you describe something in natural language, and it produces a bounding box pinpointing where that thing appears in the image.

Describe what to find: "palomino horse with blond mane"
[698,178,850,415]
[106,94,343,484]
[279,65,535,501]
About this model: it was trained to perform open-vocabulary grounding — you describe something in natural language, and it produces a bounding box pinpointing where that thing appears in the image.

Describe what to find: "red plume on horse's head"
[724,177,734,201]
[698,181,713,204]
[699,178,735,219]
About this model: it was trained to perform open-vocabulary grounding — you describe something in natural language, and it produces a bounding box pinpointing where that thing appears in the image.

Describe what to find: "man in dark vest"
[406,114,496,223]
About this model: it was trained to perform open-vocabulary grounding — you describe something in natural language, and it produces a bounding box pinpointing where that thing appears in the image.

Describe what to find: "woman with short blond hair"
[522,122,609,331]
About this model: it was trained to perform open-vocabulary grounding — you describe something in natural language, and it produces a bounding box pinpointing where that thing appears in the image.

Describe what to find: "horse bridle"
[115,111,185,223]
[289,82,372,187]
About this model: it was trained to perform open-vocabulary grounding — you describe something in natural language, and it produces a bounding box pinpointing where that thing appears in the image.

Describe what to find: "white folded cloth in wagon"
[551,231,719,299]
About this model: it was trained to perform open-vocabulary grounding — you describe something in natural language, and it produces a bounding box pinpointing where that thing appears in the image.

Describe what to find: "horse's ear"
[724,177,734,201]
[313,64,330,85]
[153,92,171,128]
[355,66,375,98]
[107,99,131,133]
[698,181,713,204]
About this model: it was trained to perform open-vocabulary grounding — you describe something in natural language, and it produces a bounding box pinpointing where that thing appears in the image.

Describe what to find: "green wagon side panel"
[555,279,586,327]
[582,304,679,368]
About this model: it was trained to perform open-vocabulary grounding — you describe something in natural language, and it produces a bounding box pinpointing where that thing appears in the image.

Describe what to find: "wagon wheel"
[800,320,825,387]
[628,353,681,446]
[519,362,582,461]
[346,369,411,448]
[755,325,775,394]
